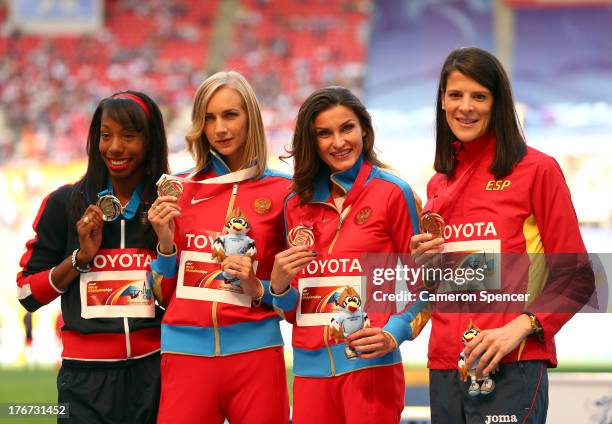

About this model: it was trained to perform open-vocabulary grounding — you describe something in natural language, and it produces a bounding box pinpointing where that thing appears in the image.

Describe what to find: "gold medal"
[287,225,315,247]
[420,211,445,238]
[96,195,122,222]
[156,175,183,199]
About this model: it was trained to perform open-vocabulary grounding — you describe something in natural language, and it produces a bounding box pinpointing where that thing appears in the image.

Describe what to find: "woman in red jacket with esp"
[409,47,593,424]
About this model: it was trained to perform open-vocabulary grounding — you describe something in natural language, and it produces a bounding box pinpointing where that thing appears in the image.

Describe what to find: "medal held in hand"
[287,225,315,248]
[420,211,445,238]
[156,175,184,199]
[419,211,445,289]
[96,194,122,222]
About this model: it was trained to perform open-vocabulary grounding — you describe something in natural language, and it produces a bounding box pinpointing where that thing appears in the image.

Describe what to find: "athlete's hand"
[410,233,444,267]
[222,255,262,299]
[270,246,316,294]
[463,315,533,377]
[76,205,104,263]
[347,327,397,359]
[148,195,181,254]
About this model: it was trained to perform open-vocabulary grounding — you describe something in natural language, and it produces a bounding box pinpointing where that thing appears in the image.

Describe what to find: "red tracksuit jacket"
[272,157,428,377]
[150,153,291,356]
[418,133,593,369]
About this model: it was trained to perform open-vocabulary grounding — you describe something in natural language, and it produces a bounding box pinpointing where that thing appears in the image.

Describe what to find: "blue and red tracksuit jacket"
[150,153,291,357]
[271,156,429,377]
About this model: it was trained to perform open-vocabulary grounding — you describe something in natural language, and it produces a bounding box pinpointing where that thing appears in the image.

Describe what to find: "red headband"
[112,92,151,118]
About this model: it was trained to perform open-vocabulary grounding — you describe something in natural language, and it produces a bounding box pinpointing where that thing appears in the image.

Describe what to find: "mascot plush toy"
[329,286,370,359]
[458,320,495,396]
[211,209,256,286]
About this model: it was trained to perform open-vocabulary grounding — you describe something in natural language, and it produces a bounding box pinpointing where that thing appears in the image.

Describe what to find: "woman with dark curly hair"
[270,86,425,423]
[17,90,169,423]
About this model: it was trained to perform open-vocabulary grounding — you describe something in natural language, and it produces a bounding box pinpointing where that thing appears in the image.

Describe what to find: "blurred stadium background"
[0,0,611,422]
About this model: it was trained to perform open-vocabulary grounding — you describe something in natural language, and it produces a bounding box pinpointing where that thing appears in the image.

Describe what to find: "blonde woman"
[149,71,290,423]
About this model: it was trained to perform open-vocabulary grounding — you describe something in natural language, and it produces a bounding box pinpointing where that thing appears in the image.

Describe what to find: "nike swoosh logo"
[190,196,214,205]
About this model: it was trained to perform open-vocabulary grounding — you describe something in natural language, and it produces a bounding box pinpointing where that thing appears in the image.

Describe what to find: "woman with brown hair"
[269,86,426,423]
[409,47,592,423]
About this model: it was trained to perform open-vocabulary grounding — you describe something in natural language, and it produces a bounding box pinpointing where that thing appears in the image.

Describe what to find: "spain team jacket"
[17,184,163,361]
[150,152,291,357]
[408,133,593,369]
[271,156,429,378]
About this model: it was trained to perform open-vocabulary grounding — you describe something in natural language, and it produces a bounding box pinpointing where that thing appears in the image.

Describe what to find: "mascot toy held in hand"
[211,208,256,286]
[458,320,495,396]
[329,286,370,359]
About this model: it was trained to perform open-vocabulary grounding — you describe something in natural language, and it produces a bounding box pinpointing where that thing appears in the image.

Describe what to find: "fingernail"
[311,250,316,255]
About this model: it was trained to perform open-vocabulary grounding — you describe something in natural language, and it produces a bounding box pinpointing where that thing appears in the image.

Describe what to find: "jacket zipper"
[322,204,353,372]
[212,182,240,356]
[212,301,220,356]
[327,205,352,254]
[323,326,336,376]
[120,219,132,358]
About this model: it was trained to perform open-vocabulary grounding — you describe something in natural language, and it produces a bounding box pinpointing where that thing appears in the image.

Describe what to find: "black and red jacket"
[17,184,163,361]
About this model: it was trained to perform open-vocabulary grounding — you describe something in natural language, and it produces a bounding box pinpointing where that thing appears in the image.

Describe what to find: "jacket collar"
[205,150,232,176]
[454,132,495,163]
[203,150,260,179]
[311,155,370,204]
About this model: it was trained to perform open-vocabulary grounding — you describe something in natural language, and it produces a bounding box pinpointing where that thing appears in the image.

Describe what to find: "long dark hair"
[69,90,169,249]
[286,86,385,203]
[434,47,527,178]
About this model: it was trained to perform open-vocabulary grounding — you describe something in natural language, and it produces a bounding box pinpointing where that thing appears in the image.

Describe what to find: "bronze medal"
[420,211,445,238]
[287,225,315,248]
[157,176,183,199]
[96,194,122,222]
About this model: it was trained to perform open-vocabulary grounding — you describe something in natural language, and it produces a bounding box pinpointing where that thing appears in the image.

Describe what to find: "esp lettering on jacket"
[485,180,511,191]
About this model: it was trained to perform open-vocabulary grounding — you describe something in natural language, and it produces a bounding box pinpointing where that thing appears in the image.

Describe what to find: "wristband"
[522,312,544,341]
[269,284,291,296]
[156,243,177,256]
[71,249,91,273]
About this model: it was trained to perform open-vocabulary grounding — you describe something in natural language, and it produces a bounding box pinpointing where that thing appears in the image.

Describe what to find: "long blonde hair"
[186,71,267,177]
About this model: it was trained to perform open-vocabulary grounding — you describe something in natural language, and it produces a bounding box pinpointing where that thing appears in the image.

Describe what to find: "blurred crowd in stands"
[0,0,370,163]
[0,0,608,239]
[0,0,371,366]
[0,0,372,272]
